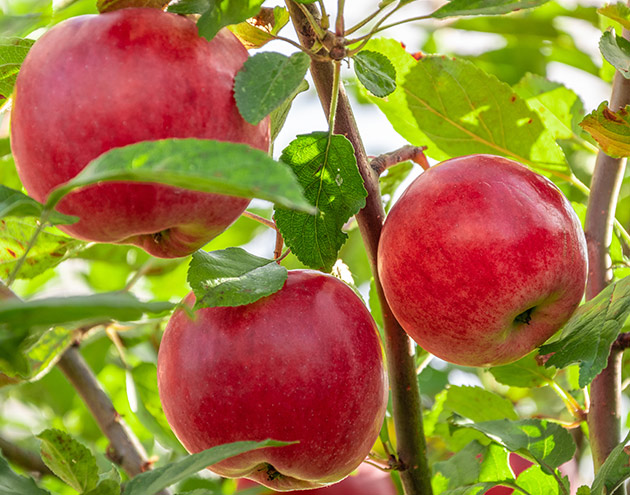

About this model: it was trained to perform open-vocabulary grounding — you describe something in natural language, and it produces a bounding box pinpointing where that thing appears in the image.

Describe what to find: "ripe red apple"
[485,453,533,494]
[236,462,397,494]
[157,270,388,491]
[377,154,587,367]
[11,8,269,258]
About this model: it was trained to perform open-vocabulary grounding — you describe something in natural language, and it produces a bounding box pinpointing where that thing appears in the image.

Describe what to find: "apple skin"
[157,270,388,491]
[236,463,397,494]
[10,8,269,258]
[377,154,587,367]
[485,453,533,494]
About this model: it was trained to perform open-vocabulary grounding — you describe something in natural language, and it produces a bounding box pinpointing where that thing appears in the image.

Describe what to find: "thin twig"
[0,435,54,477]
[242,211,278,230]
[371,145,428,175]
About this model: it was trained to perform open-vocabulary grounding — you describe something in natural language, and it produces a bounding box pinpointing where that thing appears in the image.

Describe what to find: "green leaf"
[234,51,310,125]
[274,133,367,272]
[228,6,290,49]
[21,326,75,381]
[577,486,591,495]
[0,218,86,281]
[539,277,630,387]
[456,418,575,474]
[0,37,33,97]
[37,429,99,493]
[599,3,630,31]
[432,0,551,18]
[0,325,29,377]
[379,160,413,212]
[167,0,209,14]
[488,352,557,388]
[124,440,289,495]
[579,102,630,158]
[197,0,266,41]
[0,185,77,224]
[600,30,630,79]
[0,292,175,330]
[591,431,630,495]
[0,454,51,495]
[363,39,567,174]
[445,386,519,422]
[45,139,314,215]
[516,464,565,495]
[353,50,397,97]
[127,363,182,451]
[270,79,309,144]
[187,248,287,308]
[84,480,121,495]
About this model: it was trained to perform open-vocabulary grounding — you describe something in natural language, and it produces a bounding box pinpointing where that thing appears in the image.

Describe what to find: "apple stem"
[584,19,630,490]
[242,211,278,231]
[370,145,429,176]
[286,3,434,494]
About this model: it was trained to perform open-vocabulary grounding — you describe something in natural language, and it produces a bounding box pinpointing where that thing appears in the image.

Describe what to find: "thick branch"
[585,25,630,487]
[285,3,432,494]
[0,435,54,477]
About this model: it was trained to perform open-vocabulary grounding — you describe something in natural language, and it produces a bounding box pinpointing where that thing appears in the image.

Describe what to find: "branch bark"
[285,3,433,494]
[585,24,630,487]
[0,435,54,477]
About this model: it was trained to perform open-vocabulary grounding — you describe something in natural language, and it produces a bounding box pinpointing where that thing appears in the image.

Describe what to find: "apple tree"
[0,0,630,495]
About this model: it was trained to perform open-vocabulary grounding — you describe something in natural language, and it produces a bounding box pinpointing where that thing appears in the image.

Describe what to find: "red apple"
[485,453,533,494]
[11,8,269,258]
[236,462,397,494]
[377,154,587,367]
[157,270,388,491]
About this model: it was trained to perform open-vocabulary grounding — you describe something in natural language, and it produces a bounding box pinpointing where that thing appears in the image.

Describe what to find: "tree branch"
[585,22,630,491]
[285,3,432,494]
[0,435,54,477]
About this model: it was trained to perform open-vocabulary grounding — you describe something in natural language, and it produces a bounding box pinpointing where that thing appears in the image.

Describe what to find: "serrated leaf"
[188,248,287,308]
[270,79,309,144]
[124,440,289,495]
[37,429,99,493]
[197,0,265,41]
[363,39,567,174]
[431,0,551,18]
[0,454,51,495]
[126,363,181,451]
[579,102,630,158]
[599,3,630,30]
[455,418,575,474]
[274,133,367,272]
[489,352,556,388]
[0,326,29,376]
[0,37,33,97]
[228,7,290,49]
[591,431,630,495]
[445,386,518,422]
[353,50,396,97]
[0,185,77,224]
[577,486,591,495]
[0,292,175,329]
[45,139,313,214]
[600,30,630,79]
[539,277,630,387]
[0,217,86,281]
[516,464,564,495]
[21,326,75,381]
[84,479,121,495]
[97,0,168,12]
[234,52,310,125]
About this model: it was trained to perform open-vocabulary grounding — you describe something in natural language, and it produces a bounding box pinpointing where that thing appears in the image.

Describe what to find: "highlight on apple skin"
[378,154,588,367]
[157,270,388,491]
[11,7,269,258]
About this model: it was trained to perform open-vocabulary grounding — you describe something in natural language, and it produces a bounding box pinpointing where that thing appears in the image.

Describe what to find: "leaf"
[274,133,367,272]
[0,454,51,495]
[599,3,630,30]
[579,102,630,158]
[516,464,565,495]
[445,386,519,422]
[488,352,557,388]
[0,37,33,97]
[0,326,29,377]
[431,0,551,18]
[363,39,567,174]
[37,429,99,493]
[228,6,290,49]
[0,217,86,281]
[97,0,169,13]
[0,292,175,330]
[234,51,310,125]
[124,440,289,495]
[270,79,309,144]
[197,0,266,41]
[455,418,576,474]
[0,185,77,224]
[539,277,630,388]
[45,139,314,214]
[21,326,75,381]
[591,431,630,495]
[353,50,397,97]
[600,30,630,79]
[187,248,287,308]
[84,480,121,495]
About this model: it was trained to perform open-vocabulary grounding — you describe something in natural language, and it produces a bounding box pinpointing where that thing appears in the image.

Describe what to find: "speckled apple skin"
[11,8,269,258]
[157,270,388,491]
[378,155,587,367]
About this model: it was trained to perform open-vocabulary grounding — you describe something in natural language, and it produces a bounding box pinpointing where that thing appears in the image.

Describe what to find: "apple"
[157,270,388,491]
[377,154,587,367]
[10,8,269,258]
[236,462,397,494]
[485,453,533,494]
